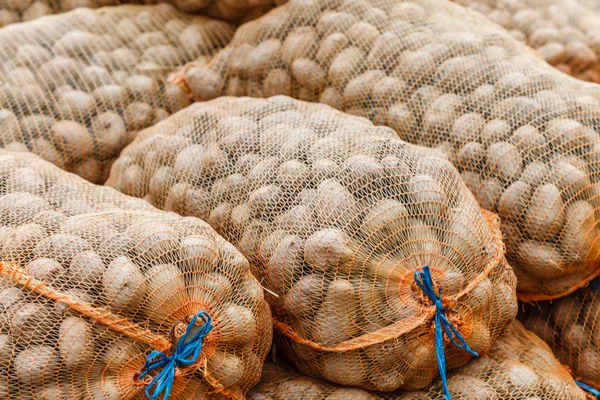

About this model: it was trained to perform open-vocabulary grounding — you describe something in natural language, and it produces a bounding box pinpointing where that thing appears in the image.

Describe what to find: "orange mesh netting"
[107,95,517,392]
[521,280,600,392]
[170,0,600,301]
[0,149,272,399]
[0,4,234,184]
[0,0,283,26]
[453,0,600,83]
[249,322,587,400]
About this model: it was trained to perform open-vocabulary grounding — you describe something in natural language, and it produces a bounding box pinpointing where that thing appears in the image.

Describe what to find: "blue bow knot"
[139,311,213,400]
[414,266,479,400]
[577,380,600,397]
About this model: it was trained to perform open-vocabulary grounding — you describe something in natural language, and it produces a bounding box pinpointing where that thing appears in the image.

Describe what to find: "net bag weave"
[0,0,283,26]
[521,281,600,393]
[107,95,517,392]
[454,0,600,83]
[0,4,234,184]
[171,0,600,301]
[0,149,272,400]
[0,0,134,27]
[250,322,587,400]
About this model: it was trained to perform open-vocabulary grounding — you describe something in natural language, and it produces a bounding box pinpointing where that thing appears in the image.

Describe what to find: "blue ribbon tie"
[414,266,479,400]
[139,311,213,400]
[577,380,600,398]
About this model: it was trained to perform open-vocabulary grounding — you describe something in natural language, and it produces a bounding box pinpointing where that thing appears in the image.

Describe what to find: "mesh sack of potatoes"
[249,322,587,400]
[0,4,234,185]
[167,0,287,24]
[453,0,600,83]
[107,95,517,392]
[171,0,600,301]
[0,0,137,27]
[0,0,284,26]
[521,281,600,393]
[0,149,272,400]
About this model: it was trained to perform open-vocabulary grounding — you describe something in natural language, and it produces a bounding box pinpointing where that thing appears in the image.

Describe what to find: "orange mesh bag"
[453,0,600,83]
[249,322,587,400]
[521,280,600,394]
[171,0,600,301]
[107,95,517,392]
[0,149,272,399]
[0,0,283,26]
[0,4,233,184]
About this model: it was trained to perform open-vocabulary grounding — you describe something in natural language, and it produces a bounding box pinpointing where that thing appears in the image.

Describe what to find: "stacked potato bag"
[455,0,600,82]
[521,284,600,391]
[0,0,133,27]
[107,95,517,392]
[0,0,283,26]
[249,322,586,400]
[0,149,271,399]
[0,4,233,184]
[169,0,286,23]
[172,0,600,301]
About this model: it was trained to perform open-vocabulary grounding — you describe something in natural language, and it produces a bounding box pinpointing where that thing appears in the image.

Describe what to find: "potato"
[313,279,359,346]
[304,229,353,275]
[525,184,564,239]
[0,333,12,364]
[328,47,365,87]
[69,251,105,284]
[320,353,365,387]
[218,302,257,344]
[5,168,45,195]
[54,288,93,317]
[266,235,304,290]
[11,302,57,345]
[50,121,93,162]
[25,258,65,283]
[0,192,51,224]
[282,274,326,319]
[313,178,357,226]
[55,90,96,122]
[91,112,127,158]
[281,27,317,67]
[60,214,117,244]
[515,241,564,280]
[361,198,409,239]
[58,316,94,369]
[561,200,598,261]
[497,181,532,222]
[249,185,282,217]
[207,351,244,388]
[0,287,24,326]
[126,222,179,261]
[102,256,147,311]
[144,263,186,324]
[406,174,447,216]
[14,345,59,385]
[2,223,48,264]
[33,234,92,264]
[124,102,154,131]
[486,142,523,181]
[447,375,498,400]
